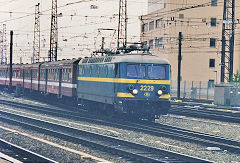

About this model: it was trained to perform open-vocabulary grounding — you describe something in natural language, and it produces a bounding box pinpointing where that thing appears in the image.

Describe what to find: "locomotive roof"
[41,58,81,67]
[79,54,170,65]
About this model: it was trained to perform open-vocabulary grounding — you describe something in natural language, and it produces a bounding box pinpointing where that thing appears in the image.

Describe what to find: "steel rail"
[0,110,213,163]
[170,105,240,123]
[0,138,57,163]
[0,99,240,154]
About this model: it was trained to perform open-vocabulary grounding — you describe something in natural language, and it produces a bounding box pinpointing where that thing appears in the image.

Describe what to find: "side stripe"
[78,77,170,85]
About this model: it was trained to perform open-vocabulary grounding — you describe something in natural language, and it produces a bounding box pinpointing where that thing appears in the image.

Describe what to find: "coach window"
[56,69,58,81]
[65,69,67,81]
[56,69,59,81]
[52,69,54,80]
[66,69,69,81]
[48,69,51,80]
[62,69,64,81]
[55,69,57,81]
[64,69,67,81]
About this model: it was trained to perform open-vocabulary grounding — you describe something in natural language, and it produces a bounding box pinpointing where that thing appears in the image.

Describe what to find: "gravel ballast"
[0,94,240,162]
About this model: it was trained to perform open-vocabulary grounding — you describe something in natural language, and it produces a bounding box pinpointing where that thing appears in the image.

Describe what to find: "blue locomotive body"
[77,54,171,120]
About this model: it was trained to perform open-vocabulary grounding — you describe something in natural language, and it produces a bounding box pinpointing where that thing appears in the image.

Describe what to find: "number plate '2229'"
[140,85,154,91]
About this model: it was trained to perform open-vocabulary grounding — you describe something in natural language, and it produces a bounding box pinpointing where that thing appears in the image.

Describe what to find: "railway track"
[0,109,212,163]
[0,138,56,163]
[0,99,239,155]
[170,102,240,123]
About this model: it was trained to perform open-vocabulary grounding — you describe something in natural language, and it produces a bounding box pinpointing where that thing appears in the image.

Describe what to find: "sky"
[0,0,147,63]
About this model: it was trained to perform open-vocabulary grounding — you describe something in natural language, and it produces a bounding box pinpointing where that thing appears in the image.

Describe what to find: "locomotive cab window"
[148,65,166,79]
[115,63,120,77]
[127,64,145,78]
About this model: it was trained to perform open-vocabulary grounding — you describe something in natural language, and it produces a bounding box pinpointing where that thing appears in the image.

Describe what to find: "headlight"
[132,89,138,95]
[157,90,163,95]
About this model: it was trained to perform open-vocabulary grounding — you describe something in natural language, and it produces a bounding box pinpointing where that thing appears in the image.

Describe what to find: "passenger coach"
[40,59,80,97]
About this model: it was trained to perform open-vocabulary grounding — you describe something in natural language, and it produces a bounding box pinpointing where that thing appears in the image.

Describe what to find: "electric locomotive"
[77,52,171,120]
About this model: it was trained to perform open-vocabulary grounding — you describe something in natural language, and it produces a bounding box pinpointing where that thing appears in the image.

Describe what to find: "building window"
[209,59,215,68]
[211,18,216,27]
[142,41,147,48]
[208,80,215,88]
[179,14,184,19]
[142,23,148,33]
[210,38,216,47]
[156,18,163,28]
[211,0,217,6]
[149,40,154,49]
[149,21,154,30]
[155,38,163,47]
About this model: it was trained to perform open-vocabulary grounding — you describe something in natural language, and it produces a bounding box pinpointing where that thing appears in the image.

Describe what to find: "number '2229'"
[140,85,154,91]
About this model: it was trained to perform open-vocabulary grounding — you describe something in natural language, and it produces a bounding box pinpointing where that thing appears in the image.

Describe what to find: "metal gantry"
[32,3,40,63]
[221,0,235,82]
[117,0,127,49]
[1,24,7,64]
[49,0,58,62]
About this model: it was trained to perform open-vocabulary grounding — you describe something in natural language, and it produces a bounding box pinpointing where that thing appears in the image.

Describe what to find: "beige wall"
[140,0,240,83]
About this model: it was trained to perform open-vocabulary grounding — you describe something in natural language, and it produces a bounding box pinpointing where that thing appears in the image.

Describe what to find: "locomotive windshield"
[148,65,166,79]
[127,64,145,78]
[126,64,167,79]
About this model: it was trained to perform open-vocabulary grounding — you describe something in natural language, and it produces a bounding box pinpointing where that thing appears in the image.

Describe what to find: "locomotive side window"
[97,66,100,77]
[148,65,166,79]
[79,66,84,75]
[127,64,145,78]
[105,65,108,77]
[89,66,92,77]
[115,63,119,77]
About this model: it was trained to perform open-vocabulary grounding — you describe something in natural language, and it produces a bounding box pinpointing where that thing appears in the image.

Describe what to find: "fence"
[171,81,215,100]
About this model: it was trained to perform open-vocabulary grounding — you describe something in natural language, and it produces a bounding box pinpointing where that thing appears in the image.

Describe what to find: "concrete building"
[140,0,240,86]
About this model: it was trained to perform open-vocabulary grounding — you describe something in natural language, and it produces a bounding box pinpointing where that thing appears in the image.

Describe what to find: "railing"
[171,81,215,101]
